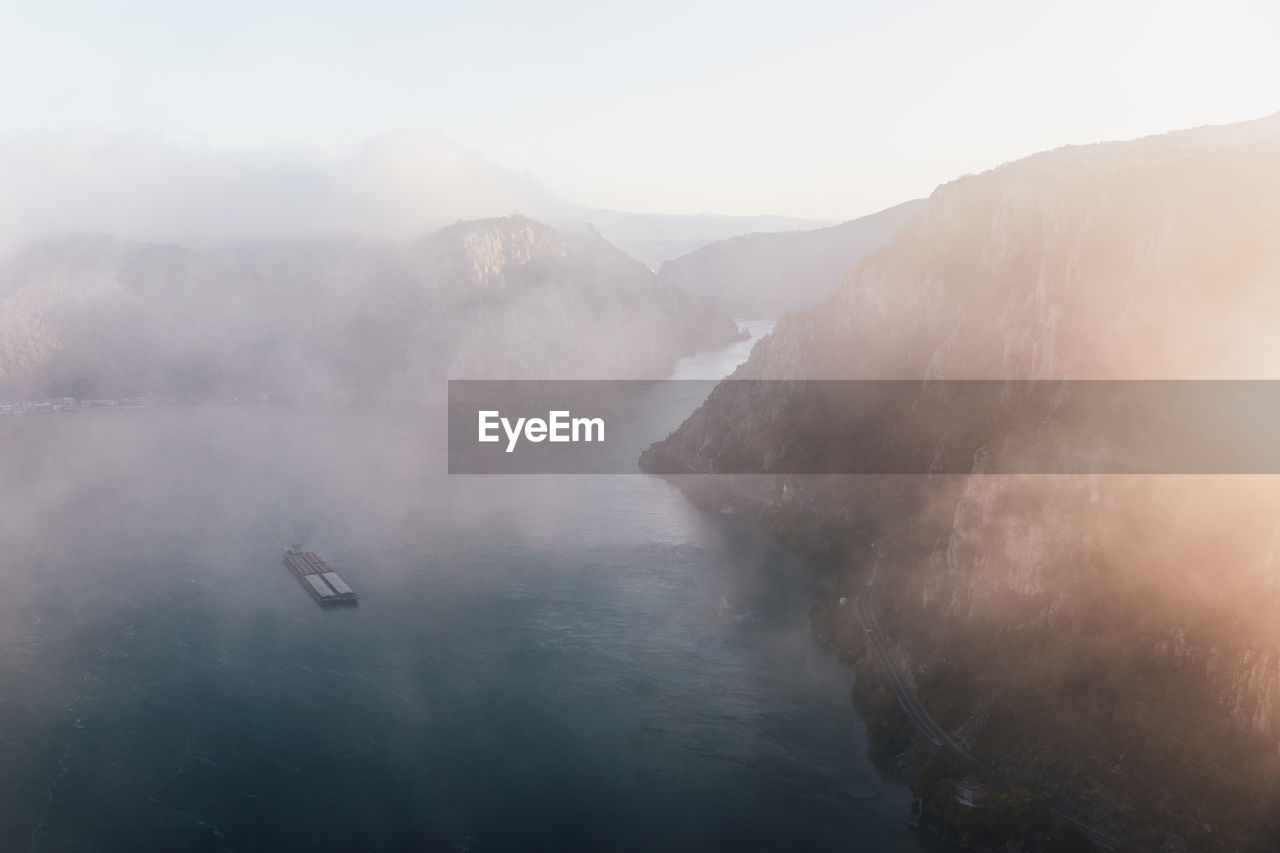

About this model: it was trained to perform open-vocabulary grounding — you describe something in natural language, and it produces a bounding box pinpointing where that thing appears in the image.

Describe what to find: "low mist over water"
[0,327,941,852]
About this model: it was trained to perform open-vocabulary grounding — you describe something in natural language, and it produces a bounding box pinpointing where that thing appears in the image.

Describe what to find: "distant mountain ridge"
[554,205,835,269]
[0,131,839,269]
[656,199,924,318]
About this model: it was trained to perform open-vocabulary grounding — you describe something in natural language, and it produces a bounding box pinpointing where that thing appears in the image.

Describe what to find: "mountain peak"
[424,215,584,285]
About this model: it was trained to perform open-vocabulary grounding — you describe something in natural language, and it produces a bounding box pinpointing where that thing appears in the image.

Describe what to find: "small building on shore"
[955,776,988,808]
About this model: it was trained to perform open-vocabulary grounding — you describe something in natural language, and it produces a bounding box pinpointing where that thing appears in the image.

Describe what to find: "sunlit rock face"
[0,215,739,401]
[647,114,1280,847]
[741,114,1280,383]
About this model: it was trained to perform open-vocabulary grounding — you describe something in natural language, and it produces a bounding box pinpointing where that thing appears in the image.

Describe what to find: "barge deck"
[283,548,359,604]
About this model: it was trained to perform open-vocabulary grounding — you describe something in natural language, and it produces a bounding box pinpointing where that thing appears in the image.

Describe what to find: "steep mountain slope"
[0,216,739,400]
[643,114,1280,851]
[656,199,923,318]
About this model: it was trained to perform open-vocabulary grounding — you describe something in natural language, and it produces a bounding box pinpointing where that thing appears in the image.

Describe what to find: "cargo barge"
[283,547,359,604]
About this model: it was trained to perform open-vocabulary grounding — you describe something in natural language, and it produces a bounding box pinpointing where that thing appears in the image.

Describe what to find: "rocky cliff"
[644,114,1280,851]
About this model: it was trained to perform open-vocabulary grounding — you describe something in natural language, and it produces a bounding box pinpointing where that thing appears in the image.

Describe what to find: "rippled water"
[0,324,945,852]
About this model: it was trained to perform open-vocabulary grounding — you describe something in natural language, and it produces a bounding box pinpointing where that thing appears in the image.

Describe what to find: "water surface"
[0,322,944,851]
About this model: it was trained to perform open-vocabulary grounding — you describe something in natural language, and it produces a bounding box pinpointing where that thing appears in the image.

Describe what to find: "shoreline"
[810,593,1121,853]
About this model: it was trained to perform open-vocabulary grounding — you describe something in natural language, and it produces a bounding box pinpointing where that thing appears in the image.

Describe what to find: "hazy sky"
[1,0,1277,220]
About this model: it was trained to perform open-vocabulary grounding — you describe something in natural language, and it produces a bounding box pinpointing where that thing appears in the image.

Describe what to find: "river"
[0,321,945,851]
